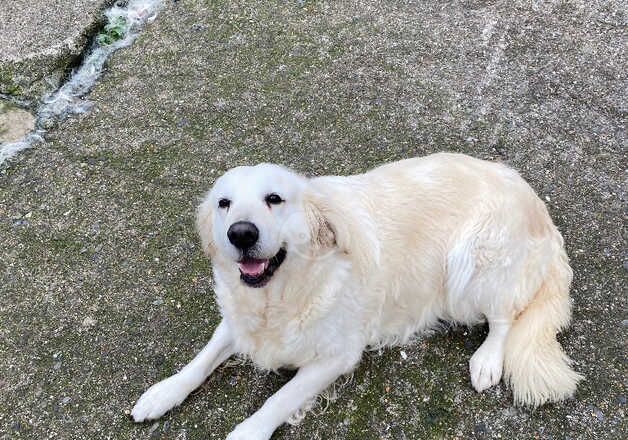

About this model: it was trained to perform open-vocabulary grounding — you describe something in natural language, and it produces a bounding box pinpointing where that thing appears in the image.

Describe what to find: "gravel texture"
[0,0,625,439]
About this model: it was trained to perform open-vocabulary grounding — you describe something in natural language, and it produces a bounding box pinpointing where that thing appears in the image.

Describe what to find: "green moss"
[0,69,23,96]
[344,361,388,439]
[97,16,129,46]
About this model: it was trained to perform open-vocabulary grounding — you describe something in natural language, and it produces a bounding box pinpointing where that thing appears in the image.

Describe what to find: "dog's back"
[310,153,581,405]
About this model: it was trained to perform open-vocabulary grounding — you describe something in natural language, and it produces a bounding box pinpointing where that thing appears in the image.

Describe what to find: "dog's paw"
[469,344,503,393]
[131,375,189,422]
[226,420,272,440]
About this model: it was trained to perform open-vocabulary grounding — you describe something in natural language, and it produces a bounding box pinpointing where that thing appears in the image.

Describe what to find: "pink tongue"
[239,259,268,276]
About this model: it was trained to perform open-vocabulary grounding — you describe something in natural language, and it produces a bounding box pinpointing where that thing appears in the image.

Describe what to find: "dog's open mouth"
[238,248,287,288]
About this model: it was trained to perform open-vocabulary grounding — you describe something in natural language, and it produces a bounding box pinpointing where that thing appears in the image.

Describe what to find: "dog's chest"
[220,292,324,369]
[214,257,357,369]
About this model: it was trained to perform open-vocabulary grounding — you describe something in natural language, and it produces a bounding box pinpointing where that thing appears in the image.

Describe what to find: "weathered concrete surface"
[0,0,625,439]
[0,0,115,105]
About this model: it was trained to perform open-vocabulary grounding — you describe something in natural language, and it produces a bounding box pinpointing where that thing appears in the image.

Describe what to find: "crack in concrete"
[0,0,164,166]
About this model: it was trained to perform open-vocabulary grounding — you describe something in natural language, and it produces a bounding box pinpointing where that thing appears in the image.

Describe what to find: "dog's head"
[196,163,341,288]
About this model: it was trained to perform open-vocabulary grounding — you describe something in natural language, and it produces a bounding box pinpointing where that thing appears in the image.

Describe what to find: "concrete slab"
[0,0,625,439]
[0,0,115,105]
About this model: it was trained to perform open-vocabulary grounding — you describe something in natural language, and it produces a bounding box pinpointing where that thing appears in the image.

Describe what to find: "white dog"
[132,153,582,439]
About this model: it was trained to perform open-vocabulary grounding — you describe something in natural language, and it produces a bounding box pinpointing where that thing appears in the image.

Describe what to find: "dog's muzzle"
[238,248,287,288]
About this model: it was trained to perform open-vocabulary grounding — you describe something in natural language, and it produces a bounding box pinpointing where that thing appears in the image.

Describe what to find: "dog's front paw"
[226,420,272,440]
[131,375,190,422]
[469,344,503,393]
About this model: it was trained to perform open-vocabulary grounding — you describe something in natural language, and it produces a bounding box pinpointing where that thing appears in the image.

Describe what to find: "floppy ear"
[302,179,380,275]
[303,193,336,250]
[196,195,215,257]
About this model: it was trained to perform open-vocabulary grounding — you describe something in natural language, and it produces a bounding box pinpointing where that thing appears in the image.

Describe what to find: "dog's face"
[198,163,319,288]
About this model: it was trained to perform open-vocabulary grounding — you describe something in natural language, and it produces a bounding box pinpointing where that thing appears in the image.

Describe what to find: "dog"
[131,153,582,439]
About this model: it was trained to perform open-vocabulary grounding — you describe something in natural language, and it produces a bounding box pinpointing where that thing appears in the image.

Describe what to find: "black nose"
[227,221,259,250]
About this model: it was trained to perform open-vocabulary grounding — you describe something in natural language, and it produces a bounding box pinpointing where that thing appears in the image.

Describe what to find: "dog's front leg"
[132,319,234,421]
[226,353,360,440]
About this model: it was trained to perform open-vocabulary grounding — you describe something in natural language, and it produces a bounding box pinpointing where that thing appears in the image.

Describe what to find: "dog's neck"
[211,252,353,369]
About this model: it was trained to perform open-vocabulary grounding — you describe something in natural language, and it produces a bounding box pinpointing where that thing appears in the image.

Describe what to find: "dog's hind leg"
[132,319,235,422]
[469,316,511,393]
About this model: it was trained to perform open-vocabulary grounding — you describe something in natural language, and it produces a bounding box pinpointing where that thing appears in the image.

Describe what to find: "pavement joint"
[0,0,165,167]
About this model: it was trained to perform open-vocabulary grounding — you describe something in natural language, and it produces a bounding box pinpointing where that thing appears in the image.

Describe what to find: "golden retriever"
[132,153,582,439]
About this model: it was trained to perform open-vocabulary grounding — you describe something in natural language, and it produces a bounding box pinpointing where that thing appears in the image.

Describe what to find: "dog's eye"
[218,198,231,209]
[265,193,283,206]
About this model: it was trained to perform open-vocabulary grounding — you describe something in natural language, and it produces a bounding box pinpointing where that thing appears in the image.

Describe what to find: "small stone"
[474,422,487,433]
[61,396,71,405]
[464,339,475,350]
[38,116,55,130]
[152,298,164,305]
[621,320,628,327]
[590,406,605,421]
[400,350,408,360]
[82,316,97,327]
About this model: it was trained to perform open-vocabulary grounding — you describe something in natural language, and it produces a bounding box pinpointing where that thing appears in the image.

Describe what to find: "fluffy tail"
[503,248,583,407]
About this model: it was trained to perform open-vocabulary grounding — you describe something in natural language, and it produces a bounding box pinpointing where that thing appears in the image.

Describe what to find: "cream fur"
[132,153,582,439]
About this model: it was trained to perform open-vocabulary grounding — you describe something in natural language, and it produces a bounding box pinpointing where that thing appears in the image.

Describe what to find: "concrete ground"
[0,0,625,439]
[0,0,114,104]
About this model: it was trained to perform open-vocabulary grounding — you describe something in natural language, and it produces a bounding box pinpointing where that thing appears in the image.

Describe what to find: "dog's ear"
[302,180,380,275]
[196,195,215,257]
[303,192,336,250]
